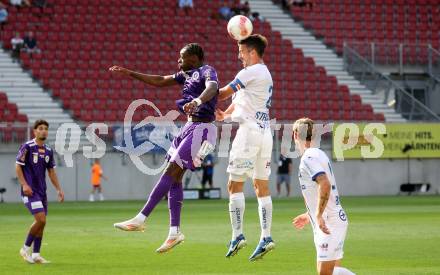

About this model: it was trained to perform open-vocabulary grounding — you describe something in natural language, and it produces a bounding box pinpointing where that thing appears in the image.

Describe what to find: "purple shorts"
[22,193,48,216]
[166,122,217,171]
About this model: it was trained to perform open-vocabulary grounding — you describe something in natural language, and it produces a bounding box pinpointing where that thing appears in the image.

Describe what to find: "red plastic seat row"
[3,0,385,123]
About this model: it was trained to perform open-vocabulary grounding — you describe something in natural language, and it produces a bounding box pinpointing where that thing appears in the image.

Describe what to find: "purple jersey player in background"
[16,119,64,264]
[109,43,218,253]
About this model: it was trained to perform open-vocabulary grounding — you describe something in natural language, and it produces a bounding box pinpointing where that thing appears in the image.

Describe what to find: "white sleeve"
[302,155,326,181]
[228,69,253,92]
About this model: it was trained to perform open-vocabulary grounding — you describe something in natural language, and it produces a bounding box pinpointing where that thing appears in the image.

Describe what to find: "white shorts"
[227,124,273,181]
[313,216,348,262]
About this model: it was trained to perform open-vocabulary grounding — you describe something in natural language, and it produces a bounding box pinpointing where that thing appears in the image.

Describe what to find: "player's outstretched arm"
[315,174,331,234]
[16,164,33,196]
[218,85,235,101]
[48,168,64,202]
[109,65,177,87]
[183,82,218,114]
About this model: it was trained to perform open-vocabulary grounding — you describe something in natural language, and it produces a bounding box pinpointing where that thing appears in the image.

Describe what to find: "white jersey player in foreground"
[216,34,275,261]
[292,118,355,275]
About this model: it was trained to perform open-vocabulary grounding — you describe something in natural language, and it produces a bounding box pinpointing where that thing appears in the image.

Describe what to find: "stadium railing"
[347,42,435,74]
[0,123,31,144]
[343,44,440,121]
[428,46,440,82]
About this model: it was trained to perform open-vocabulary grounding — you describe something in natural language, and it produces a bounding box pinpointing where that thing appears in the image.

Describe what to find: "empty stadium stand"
[0,0,385,125]
[289,0,439,61]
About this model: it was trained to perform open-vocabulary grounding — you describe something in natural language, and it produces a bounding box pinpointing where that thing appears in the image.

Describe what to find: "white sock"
[333,267,356,275]
[257,196,272,240]
[23,245,31,250]
[99,193,104,201]
[89,194,94,201]
[134,213,146,223]
[32,253,40,258]
[229,192,245,240]
[168,226,180,237]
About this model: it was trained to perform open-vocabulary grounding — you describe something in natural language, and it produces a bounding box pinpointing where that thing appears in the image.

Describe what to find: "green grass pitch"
[1,196,439,274]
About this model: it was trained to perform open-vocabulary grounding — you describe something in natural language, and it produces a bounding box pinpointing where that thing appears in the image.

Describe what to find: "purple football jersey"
[16,139,56,196]
[173,65,218,121]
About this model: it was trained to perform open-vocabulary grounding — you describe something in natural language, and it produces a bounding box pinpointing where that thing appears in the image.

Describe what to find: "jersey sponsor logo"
[22,196,29,203]
[32,153,38,164]
[255,112,269,122]
[45,155,50,163]
[339,209,347,221]
[31,201,44,210]
[230,159,253,169]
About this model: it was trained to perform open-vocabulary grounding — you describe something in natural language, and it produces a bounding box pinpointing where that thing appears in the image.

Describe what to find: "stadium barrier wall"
[0,150,439,203]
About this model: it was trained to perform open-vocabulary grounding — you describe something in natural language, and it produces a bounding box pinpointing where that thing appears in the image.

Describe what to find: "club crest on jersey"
[192,71,199,81]
[339,209,347,221]
[32,153,38,163]
[45,155,50,163]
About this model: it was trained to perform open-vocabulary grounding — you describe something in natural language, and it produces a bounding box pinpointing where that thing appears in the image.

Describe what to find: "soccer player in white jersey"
[216,34,275,261]
[292,118,355,275]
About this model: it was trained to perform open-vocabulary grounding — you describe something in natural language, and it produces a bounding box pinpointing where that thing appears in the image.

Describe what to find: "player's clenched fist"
[183,101,197,115]
[22,184,33,196]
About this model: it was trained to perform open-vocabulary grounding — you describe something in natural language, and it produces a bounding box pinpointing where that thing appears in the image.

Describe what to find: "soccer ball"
[227,15,253,41]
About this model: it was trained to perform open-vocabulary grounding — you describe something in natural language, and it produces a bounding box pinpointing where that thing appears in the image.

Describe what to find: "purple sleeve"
[202,66,218,84]
[173,71,186,85]
[48,149,56,169]
[16,143,28,166]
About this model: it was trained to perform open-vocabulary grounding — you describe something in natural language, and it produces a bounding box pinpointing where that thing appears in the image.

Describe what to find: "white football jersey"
[298,147,346,228]
[228,63,273,128]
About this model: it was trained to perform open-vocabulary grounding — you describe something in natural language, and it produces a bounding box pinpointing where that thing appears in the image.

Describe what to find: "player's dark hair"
[33,119,49,129]
[183,43,204,62]
[293,117,314,141]
[239,34,268,57]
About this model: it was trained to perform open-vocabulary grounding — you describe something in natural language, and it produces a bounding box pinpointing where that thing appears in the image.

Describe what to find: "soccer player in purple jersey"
[16,120,64,264]
[109,43,218,253]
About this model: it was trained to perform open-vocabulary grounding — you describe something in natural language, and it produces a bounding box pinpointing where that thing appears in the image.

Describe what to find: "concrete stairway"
[247,0,406,122]
[0,50,75,143]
